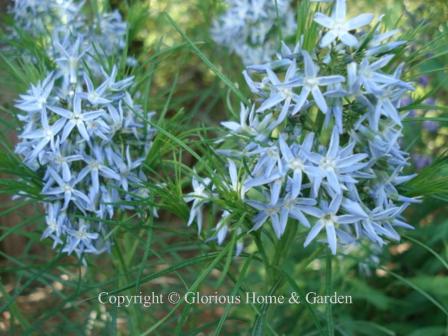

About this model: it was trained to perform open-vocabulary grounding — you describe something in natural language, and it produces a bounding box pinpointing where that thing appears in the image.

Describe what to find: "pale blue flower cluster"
[9,0,127,66]
[191,0,419,255]
[13,2,154,257]
[211,0,297,65]
[11,0,83,34]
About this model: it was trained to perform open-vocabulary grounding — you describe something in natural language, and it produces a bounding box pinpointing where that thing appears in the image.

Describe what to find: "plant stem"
[270,222,297,288]
[326,253,334,336]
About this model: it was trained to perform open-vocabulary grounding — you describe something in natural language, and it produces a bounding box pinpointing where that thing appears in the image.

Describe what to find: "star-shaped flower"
[257,62,303,125]
[184,176,213,233]
[63,221,100,255]
[15,73,55,113]
[285,51,344,113]
[79,73,111,105]
[44,168,91,210]
[305,128,368,195]
[49,95,105,142]
[314,0,373,48]
[278,134,316,197]
[304,195,363,254]
[20,110,66,160]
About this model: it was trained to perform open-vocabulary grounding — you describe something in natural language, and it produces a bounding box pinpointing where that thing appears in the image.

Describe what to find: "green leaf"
[382,268,448,316]
[164,13,248,104]
[348,278,392,310]
[409,326,448,336]
[402,155,448,200]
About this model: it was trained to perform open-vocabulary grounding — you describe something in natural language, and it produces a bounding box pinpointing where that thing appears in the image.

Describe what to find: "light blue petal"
[327,127,340,158]
[251,212,269,231]
[317,75,345,86]
[304,221,325,247]
[346,13,374,30]
[334,0,346,20]
[257,94,284,112]
[314,13,333,28]
[340,33,359,47]
[302,51,317,77]
[311,86,328,113]
[290,208,310,227]
[77,122,90,141]
[325,222,337,254]
[291,87,310,115]
[320,30,338,48]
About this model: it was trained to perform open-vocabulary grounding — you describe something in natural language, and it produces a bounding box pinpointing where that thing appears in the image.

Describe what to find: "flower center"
[267,148,278,158]
[280,87,292,98]
[37,96,47,107]
[321,157,336,170]
[305,77,318,87]
[333,21,347,34]
[88,92,99,102]
[266,207,278,215]
[63,184,73,192]
[48,219,57,230]
[361,68,373,78]
[289,158,304,170]
[44,128,53,138]
[72,113,83,123]
[89,161,100,170]
[75,229,88,240]
[284,198,296,209]
[322,213,337,226]
[55,154,65,164]
[69,57,78,69]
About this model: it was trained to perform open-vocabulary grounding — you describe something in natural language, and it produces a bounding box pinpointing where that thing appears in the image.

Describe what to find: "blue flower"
[221,103,272,140]
[63,221,100,255]
[278,193,319,233]
[211,0,297,64]
[79,73,111,105]
[188,0,418,257]
[54,37,86,84]
[108,146,146,192]
[314,0,373,48]
[44,168,91,211]
[10,0,152,260]
[45,138,83,177]
[285,51,345,113]
[215,210,230,245]
[246,199,281,236]
[244,144,283,190]
[256,62,302,124]
[78,146,121,197]
[42,202,64,241]
[15,62,154,259]
[304,195,363,254]
[356,55,398,93]
[304,128,368,195]
[278,134,316,197]
[15,73,55,113]
[185,176,213,233]
[19,110,65,161]
[49,95,105,142]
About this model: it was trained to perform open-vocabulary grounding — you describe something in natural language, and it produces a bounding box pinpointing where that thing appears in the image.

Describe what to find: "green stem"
[272,223,297,281]
[253,232,271,283]
[326,254,334,336]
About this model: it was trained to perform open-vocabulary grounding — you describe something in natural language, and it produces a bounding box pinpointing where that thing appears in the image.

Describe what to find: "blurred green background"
[0,0,447,335]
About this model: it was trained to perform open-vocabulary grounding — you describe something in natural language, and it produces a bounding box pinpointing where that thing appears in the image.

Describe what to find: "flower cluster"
[9,0,127,66]
[189,0,419,255]
[10,0,83,35]
[12,2,155,257]
[210,0,297,65]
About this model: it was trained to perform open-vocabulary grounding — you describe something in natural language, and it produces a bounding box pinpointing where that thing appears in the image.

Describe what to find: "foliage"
[0,0,447,335]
